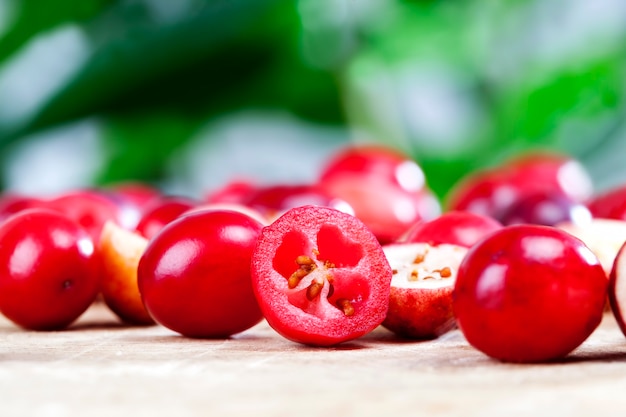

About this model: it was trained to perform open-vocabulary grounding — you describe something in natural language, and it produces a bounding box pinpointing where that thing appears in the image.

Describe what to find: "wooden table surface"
[2,303,626,417]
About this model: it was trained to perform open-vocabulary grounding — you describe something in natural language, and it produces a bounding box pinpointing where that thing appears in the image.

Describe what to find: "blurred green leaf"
[1,0,346,145]
[0,0,112,62]
[0,0,288,142]
[341,0,497,199]
[97,110,202,186]
[2,0,626,197]
[495,53,626,155]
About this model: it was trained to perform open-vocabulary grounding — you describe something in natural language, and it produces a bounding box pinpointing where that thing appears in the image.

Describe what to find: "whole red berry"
[453,224,607,363]
[0,209,99,330]
[138,210,264,338]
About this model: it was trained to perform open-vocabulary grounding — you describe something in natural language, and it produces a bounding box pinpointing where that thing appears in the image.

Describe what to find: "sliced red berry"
[251,205,393,346]
[383,242,468,339]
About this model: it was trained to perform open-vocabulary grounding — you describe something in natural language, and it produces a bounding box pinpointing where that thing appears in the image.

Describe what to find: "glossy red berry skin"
[453,224,607,363]
[319,145,440,244]
[43,189,130,242]
[320,145,425,188]
[108,182,162,211]
[587,185,626,221]
[243,184,353,220]
[137,210,264,338]
[403,211,502,248]
[135,196,199,240]
[205,179,258,205]
[0,194,44,223]
[0,209,99,330]
[499,190,592,227]
[505,152,593,203]
[446,152,593,221]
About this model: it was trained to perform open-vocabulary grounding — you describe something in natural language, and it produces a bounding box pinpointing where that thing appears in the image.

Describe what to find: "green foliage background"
[0,0,625,201]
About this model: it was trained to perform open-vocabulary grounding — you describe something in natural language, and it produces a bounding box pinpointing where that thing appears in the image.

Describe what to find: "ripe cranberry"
[251,205,393,346]
[403,211,502,248]
[0,193,44,222]
[138,210,264,338]
[445,170,517,219]
[499,190,592,227]
[321,145,426,188]
[319,144,440,244]
[587,185,626,220]
[43,189,130,242]
[609,242,626,337]
[505,152,593,203]
[0,209,99,330]
[446,151,593,220]
[184,203,269,226]
[243,184,353,221]
[205,179,257,205]
[135,196,199,240]
[108,182,162,212]
[453,225,607,362]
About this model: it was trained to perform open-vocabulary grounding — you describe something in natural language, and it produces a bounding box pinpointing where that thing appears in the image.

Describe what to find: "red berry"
[138,210,264,338]
[446,151,593,220]
[0,193,44,223]
[609,242,626,338]
[205,179,257,205]
[135,196,199,240]
[505,152,593,203]
[587,185,626,220]
[320,145,426,189]
[403,211,502,248]
[499,190,592,227]
[243,183,353,221]
[108,182,162,212]
[319,145,440,244]
[43,189,132,242]
[0,209,99,330]
[382,242,468,339]
[251,205,393,346]
[453,225,607,363]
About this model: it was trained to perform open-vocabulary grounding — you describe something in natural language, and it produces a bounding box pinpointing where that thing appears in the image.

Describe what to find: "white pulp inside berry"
[383,243,468,289]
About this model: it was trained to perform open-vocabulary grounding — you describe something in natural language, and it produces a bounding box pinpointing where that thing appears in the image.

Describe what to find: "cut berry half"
[97,221,153,325]
[251,205,393,346]
[382,243,468,339]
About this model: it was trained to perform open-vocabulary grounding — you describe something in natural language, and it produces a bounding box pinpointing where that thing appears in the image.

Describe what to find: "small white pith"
[383,243,468,289]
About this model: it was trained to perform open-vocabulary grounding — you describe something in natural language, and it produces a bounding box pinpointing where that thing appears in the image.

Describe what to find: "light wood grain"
[1,304,626,417]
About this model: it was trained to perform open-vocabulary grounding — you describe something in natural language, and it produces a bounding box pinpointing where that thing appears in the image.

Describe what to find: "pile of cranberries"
[2,143,626,363]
